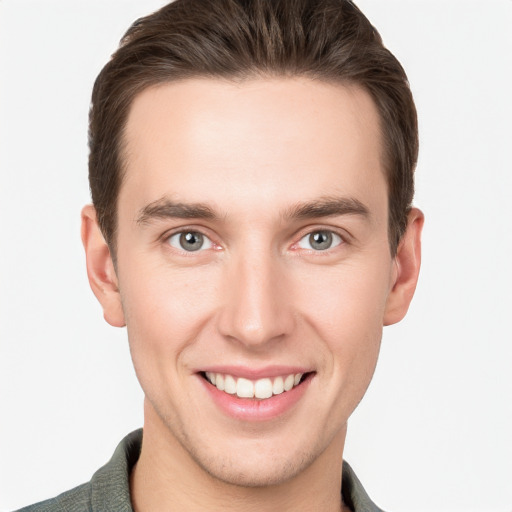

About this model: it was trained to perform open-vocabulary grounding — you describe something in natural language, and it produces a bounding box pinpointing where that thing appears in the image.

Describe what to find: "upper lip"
[197,365,313,379]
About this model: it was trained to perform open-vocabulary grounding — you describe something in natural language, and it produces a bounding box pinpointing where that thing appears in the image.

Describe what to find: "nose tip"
[225,312,286,348]
[217,257,294,349]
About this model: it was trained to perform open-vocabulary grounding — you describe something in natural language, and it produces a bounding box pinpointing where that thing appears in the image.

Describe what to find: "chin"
[189,445,318,488]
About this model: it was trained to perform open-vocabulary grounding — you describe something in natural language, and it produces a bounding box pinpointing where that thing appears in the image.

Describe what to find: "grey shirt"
[15,429,385,512]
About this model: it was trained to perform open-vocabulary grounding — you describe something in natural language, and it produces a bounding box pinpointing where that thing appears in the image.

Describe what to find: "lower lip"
[200,374,313,422]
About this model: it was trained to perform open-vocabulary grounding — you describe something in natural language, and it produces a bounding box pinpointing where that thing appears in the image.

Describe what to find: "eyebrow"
[136,198,217,225]
[136,195,370,225]
[283,196,370,221]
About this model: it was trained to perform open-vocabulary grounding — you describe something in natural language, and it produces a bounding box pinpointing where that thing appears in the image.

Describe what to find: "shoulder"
[342,461,387,512]
[13,482,92,512]
[12,429,142,512]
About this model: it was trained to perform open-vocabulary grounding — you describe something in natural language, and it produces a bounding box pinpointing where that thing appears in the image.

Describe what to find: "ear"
[383,207,424,326]
[81,205,126,327]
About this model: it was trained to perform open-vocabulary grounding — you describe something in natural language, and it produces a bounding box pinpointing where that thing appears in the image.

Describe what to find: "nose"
[216,251,295,349]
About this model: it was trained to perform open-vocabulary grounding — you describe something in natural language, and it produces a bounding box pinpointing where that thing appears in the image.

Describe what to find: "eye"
[167,231,213,252]
[297,230,343,251]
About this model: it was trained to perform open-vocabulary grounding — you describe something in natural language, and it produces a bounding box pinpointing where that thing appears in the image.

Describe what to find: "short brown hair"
[89,0,418,255]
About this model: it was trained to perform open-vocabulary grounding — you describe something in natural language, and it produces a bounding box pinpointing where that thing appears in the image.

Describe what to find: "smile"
[204,372,305,399]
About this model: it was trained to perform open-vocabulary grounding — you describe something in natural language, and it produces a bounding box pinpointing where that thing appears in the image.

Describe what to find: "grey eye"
[168,231,212,252]
[297,230,342,251]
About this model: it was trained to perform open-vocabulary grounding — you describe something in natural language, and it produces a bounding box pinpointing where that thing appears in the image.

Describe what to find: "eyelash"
[162,227,347,255]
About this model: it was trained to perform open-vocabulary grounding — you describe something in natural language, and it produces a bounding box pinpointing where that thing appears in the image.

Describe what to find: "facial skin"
[82,78,423,511]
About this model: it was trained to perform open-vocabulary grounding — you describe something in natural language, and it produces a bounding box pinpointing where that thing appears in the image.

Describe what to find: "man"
[17,0,423,510]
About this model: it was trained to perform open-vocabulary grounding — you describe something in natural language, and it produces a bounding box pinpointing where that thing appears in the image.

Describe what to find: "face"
[87,78,417,487]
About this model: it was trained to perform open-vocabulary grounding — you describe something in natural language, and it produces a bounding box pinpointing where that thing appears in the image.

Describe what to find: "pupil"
[180,232,203,251]
[310,231,332,250]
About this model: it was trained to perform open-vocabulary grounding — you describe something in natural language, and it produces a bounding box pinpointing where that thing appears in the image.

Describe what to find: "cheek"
[119,261,222,368]
[296,257,391,326]
[293,258,391,368]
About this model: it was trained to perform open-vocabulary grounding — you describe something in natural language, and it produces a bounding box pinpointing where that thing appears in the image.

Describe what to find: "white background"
[0,1,511,511]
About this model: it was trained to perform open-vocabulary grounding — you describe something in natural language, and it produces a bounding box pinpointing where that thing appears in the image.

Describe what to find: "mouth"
[200,371,312,400]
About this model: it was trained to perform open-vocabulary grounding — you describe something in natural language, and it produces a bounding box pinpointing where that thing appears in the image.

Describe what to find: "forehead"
[120,77,386,219]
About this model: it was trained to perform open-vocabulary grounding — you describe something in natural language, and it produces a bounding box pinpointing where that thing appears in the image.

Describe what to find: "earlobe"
[81,205,126,328]
[383,207,424,326]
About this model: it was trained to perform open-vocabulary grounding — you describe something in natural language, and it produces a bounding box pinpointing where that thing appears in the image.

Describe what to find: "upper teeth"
[205,372,303,399]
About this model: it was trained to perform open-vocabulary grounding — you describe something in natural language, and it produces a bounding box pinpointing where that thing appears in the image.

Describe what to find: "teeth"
[205,372,305,399]
[254,378,273,399]
[272,376,284,395]
[216,373,224,391]
[224,375,237,394]
[284,374,295,391]
[236,378,254,398]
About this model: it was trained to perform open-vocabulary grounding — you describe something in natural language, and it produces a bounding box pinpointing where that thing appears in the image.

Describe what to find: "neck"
[130,400,350,512]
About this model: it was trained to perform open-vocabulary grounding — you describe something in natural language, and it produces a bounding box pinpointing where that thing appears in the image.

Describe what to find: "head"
[89,0,418,258]
[82,0,423,493]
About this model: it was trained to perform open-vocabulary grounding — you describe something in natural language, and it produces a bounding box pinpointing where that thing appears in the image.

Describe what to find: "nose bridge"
[217,244,294,348]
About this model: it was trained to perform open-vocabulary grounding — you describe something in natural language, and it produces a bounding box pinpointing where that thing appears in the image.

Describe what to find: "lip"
[198,370,314,422]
